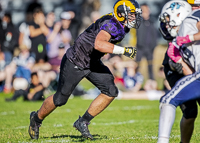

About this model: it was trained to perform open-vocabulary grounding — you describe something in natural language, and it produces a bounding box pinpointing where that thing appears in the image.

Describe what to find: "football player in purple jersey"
[28,0,141,140]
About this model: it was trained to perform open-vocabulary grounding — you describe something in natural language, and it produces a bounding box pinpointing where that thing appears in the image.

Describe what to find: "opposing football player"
[158,1,195,143]
[28,0,141,140]
[158,0,200,143]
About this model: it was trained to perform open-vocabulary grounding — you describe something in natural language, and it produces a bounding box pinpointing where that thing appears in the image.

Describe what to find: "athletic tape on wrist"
[189,34,194,42]
[113,45,124,54]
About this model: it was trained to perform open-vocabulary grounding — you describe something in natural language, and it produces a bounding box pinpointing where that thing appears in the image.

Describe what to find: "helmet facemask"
[113,0,142,29]
[159,22,174,40]
[160,13,179,37]
[123,3,142,29]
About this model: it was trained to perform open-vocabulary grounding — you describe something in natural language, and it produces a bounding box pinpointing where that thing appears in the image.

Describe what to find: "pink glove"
[176,35,191,46]
[167,42,182,63]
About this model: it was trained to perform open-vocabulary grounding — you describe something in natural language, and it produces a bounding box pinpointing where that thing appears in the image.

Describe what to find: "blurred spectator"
[45,11,56,56]
[103,59,164,101]
[1,12,18,55]
[28,8,49,63]
[82,79,164,101]
[0,16,3,47]
[48,43,65,73]
[0,47,12,91]
[113,60,143,92]
[117,79,164,100]
[25,0,42,22]
[32,66,57,90]
[46,11,73,59]
[18,14,32,50]
[122,62,143,92]
[103,55,122,77]
[47,43,66,91]
[82,0,101,17]
[79,0,101,33]
[0,51,6,87]
[59,11,73,46]
[26,0,42,14]
[90,11,101,22]
[45,11,55,30]
[5,72,45,101]
[13,45,35,81]
[158,66,171,93]
[63,0,82,40]
[136,3,157,80]
[3,44,35,93]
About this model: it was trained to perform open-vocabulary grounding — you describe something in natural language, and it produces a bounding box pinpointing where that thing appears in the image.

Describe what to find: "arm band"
[113,45,125,54]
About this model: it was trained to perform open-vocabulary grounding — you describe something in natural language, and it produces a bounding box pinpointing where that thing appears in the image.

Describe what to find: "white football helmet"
[159,0,192,37]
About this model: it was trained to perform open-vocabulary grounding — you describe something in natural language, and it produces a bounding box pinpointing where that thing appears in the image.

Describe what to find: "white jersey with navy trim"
[160,9,200,107]
[160,70,200,107]
[177,9,200,71]
[158,9,200,141]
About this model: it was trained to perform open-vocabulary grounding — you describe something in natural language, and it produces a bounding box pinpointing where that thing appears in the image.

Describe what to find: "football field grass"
[1,93,200,143]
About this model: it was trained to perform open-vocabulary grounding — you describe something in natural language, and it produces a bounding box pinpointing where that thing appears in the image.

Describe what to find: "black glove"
[123,47,137,59]
[168,59,183,74]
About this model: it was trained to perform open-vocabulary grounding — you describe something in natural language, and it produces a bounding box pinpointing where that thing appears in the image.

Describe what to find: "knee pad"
[53,79,75,106]
[53,91,71,107]
[107,85,118,97]
[180,104,198,119]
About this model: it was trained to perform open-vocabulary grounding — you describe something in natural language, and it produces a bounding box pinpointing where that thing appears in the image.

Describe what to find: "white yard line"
[0,111,15,115]
[107,105,155,111]
[92,119,158,126]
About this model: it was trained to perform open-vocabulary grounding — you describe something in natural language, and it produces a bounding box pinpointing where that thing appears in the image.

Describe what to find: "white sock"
[158,104,176,143]
[157,137,169,143]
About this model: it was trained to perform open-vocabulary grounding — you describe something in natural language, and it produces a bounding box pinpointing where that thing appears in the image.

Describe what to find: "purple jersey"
[66,13,129,69]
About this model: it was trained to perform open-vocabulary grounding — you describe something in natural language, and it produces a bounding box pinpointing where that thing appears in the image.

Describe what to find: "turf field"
[1,93,200,143]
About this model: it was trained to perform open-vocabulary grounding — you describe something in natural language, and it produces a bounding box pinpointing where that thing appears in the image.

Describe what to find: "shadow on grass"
[43,134,108,142]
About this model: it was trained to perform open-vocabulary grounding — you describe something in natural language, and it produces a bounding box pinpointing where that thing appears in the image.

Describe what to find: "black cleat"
[28,111,41,139]
[73,116,93,140]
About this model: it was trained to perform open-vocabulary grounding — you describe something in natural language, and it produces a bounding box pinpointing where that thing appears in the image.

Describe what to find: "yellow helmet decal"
[187,0,194,4]
[114,0,136,21]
